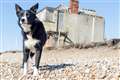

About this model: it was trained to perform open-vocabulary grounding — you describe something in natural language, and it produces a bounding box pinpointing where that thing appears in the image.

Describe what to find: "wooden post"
[91,16,96,42]
[55,10,60,48]
[56,10,60,33]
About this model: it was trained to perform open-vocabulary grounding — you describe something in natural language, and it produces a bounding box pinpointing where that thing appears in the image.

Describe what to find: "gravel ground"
[0,47,120,80]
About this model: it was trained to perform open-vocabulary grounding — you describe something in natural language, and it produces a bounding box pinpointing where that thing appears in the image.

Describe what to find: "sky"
[0,0,119,52]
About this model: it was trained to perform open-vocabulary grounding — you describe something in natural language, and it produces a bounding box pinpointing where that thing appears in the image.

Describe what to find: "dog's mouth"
[20,21,30,24]
[22,22,28,24]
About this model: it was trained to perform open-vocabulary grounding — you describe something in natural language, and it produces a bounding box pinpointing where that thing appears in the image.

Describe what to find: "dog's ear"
[15,4,22,14]
[30,3,38,13]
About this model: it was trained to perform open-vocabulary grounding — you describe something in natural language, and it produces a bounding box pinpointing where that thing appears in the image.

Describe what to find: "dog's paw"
[33,66,39,76]
[33,71,39,76]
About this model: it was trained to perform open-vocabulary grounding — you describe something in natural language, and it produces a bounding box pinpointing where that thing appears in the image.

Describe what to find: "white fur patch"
[25,35,40,53]
[20,11,31,32]
[20,11,28,24]
[23,62,27,75]
[21,24,31,32]
[33,66,39,76]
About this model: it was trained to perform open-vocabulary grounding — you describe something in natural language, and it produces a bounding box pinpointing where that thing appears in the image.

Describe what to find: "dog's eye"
[20,13,24,16]
[26,13,29,17]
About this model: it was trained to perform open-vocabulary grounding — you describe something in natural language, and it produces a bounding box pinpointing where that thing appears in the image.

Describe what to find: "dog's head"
[15,3,38,24]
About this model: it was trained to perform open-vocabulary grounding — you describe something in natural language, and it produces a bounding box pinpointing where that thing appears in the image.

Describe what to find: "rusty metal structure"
[69,0,79,14]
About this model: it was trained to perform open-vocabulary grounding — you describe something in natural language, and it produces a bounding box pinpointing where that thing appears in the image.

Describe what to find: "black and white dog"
[15,3,47,76]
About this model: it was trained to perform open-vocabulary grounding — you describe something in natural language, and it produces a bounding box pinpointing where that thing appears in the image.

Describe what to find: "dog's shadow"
[39,64,74,71]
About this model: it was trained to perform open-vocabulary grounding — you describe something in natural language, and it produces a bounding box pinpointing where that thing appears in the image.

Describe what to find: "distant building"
[63,14,105,44]
[79,8,96,15]
[37,3,105,46]
[37,4,67,32]
[37,7,56,22]
[37,4,67,22]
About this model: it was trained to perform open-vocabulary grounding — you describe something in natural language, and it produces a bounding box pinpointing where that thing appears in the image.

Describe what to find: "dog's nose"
[21,19,25,23]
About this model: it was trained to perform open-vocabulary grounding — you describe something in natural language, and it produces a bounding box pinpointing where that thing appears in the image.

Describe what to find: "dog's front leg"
[33,48,42,76]
[22,48,30,75]
[19,48,30,80]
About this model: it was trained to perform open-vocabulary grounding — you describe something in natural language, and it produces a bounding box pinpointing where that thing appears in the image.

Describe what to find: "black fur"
[15,3,47,71]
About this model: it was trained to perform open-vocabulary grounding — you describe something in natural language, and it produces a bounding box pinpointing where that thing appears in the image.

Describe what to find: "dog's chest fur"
[24,34,39,48]
[22,24,40,53]
[21,24,31,32]
[25,35,39,53]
